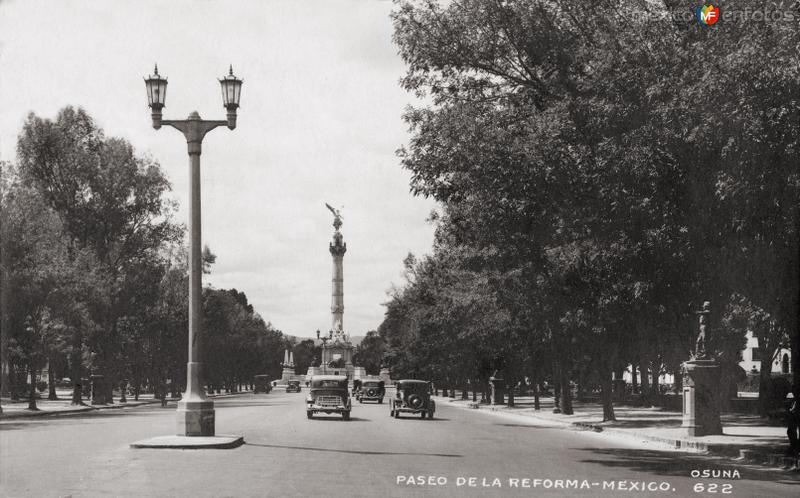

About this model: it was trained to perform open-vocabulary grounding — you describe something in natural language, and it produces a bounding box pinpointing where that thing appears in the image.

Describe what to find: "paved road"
[1,391,797,497]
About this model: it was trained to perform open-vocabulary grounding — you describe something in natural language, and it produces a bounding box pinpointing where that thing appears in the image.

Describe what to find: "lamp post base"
[176,399,215,436]
[131,435,243,449]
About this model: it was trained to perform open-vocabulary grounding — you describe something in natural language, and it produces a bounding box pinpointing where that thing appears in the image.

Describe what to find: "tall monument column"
[327,203,346,332]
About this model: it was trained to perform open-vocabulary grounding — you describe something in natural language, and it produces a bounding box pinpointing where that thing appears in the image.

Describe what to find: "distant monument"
[279,349,296,384]
[681,300,723,437]
[305,204,356,380]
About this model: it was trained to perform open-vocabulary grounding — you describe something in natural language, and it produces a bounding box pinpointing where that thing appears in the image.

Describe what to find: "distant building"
[739,330,792,375]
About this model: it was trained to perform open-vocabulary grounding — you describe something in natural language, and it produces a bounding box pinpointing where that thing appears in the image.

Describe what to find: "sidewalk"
[437,395,799,471]
[0,390,250,419]
[0,394,162,419]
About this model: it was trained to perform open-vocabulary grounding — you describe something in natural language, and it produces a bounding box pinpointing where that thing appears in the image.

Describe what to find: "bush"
[760,376,792,418]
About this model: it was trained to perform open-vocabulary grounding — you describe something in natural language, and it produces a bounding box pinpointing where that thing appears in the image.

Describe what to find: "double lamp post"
[144,65,242,437]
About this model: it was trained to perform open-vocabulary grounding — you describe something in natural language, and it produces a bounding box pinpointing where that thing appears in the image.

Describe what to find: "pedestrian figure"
[788,387,800,456]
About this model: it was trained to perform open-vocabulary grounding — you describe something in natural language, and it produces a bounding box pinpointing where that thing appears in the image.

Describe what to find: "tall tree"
[16,106,181,401]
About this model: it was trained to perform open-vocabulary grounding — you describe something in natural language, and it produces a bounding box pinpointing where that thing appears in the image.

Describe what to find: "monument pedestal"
[489,377,505,405]
[353,366,366,381]
[681,359,722,437]
[379,367,392,384]
[90,374,109,405]
[279,367,296,384]
[176,398,215,436]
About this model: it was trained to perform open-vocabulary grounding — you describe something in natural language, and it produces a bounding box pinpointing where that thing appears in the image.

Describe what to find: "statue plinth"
[280,364,296,383]
[681,359,723,437]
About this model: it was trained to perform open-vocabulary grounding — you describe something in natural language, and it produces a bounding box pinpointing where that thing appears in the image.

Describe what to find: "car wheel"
[427,410,434,420]
[421,411,426,419]
[342,411,350,421]
[359,398,363,404]
[407,394,423,409]
[379,398,383,404]
[306,411,313,419]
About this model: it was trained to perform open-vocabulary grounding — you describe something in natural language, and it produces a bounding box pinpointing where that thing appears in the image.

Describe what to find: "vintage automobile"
[356,380,385,403]
[254,375,272,394]
[306,375,351,420]
[390,379,435,419]
[286,380,301,393]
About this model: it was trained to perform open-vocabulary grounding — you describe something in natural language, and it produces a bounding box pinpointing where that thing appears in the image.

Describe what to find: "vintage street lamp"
[219,65,243,129]
[144,64,243,437]
[144,65,168,128]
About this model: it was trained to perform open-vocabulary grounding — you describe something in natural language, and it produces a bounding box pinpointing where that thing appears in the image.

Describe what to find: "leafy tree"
[354,331,386,376]
[0,174,95,408]
[292,339,321,377]
[16,106,181,401]
[390,0,799,417]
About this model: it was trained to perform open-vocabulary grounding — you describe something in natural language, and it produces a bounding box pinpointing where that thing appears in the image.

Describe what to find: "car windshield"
[312,380,347,388]
[400,382,429,392]
[363,382,382,388]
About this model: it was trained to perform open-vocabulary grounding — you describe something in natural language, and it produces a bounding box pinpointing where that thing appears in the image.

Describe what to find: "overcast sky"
[0,0,437,338]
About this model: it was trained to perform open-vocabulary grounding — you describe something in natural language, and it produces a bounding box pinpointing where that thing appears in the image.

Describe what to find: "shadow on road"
[215,402,290,408]
[573,447,800,484]
[389,417,451,422]
[494,423,556,429]
[245,442,462,458]
[0,421,57,431]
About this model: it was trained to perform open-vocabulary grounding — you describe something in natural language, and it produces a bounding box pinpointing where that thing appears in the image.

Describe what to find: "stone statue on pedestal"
[681,300,722,437]
[693,301,711,360]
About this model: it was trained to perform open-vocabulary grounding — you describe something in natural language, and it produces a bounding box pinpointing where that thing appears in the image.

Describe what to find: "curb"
[0,390,258,419]
[0,399,164,420]
[737,449,800,470]
[444,398,799,471]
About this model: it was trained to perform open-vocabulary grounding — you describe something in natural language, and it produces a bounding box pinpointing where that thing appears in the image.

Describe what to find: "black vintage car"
[306,375,351,420]
[254,375,272,394]
[357,380,385,403]
[286,380,301,393]
[390,379,435,419]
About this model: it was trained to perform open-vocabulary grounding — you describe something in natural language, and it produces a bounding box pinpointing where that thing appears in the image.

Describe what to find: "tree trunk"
[652,369,660,396]
[462,380,469,400]
[553,374,561,413]
[133,370,141,401]
[28,363,38,410]
[507,383,515,408]
[559,368,573,415]
[70,346,85,406]
[47,362,58,400]
[631,364,639,394]
[533,379,541,410]
[600,368,616,421]
[639,357,652,407]
[9,363,20,400]
[758,352,774,416]
[472,378,477,402]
